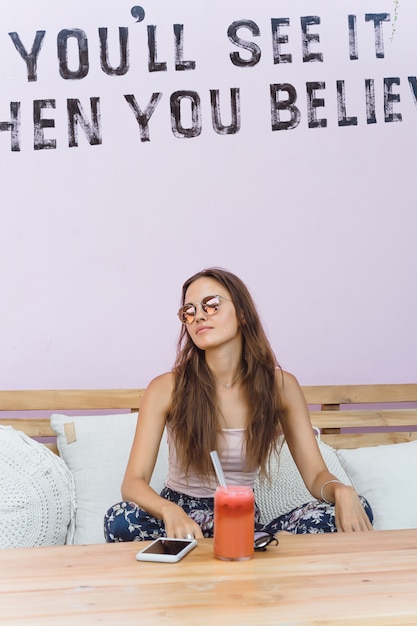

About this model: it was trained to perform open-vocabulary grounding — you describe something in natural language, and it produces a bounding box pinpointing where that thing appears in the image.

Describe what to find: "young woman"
[104,268,373,541]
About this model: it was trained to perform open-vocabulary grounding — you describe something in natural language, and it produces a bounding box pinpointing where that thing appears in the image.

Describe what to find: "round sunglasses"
[177,295,231,325]
[254,531,279,551]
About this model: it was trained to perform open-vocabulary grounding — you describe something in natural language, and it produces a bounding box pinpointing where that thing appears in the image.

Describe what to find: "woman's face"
[183,277,241,351]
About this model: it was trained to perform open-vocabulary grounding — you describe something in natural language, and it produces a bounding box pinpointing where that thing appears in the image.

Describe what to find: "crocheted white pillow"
[0,426,76,548]
[254,434,352,524]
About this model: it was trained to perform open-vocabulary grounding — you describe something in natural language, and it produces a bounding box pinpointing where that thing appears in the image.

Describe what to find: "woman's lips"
[196,326,212,335]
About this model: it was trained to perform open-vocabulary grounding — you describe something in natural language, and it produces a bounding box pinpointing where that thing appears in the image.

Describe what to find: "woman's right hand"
[161,500,204,539]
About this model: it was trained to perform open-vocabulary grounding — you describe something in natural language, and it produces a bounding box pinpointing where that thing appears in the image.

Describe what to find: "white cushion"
[254,435,352,524]
[0,426,76,548]
[337,441,417,530]
[50,412,168,545]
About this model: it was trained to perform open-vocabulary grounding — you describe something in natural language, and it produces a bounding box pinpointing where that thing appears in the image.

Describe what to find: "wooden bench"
[304,383,417,448]
[0,384,416,453]
[0,389,144,454]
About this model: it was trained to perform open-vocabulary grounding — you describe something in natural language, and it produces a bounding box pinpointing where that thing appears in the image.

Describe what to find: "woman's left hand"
[333,484,374,532]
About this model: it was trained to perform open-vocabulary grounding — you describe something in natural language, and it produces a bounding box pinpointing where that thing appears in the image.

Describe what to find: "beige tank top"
[165,426,258,498]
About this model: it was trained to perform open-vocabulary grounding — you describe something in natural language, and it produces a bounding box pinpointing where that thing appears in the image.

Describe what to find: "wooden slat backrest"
[302,383,417,449]
[0,384,416,450]
[0,389,145,411]
[0,389,146,446]
[302,383,417,406]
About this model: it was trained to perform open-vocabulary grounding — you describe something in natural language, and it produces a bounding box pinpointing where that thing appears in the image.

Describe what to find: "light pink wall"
[1,1,416,389]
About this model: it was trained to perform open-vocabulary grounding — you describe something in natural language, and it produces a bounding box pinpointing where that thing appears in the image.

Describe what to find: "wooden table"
[1,530,417,625]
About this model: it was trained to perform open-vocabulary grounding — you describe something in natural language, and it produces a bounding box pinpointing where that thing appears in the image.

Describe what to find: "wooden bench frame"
[1,384,417,453]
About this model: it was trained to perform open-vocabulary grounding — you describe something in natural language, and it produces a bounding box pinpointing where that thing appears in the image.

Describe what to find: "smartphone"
[135,538,197,563]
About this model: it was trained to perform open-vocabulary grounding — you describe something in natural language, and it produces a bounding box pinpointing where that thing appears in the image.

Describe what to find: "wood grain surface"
[1,530,417,625]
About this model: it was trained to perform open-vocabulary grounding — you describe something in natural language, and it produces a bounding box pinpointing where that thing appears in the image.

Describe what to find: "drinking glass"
[213,485,254,561]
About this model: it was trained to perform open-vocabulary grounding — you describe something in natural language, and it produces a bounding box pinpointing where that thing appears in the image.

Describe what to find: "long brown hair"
[168,267,284,482]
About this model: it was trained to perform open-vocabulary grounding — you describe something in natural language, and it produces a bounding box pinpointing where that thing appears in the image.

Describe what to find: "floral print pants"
[103,486,373,542]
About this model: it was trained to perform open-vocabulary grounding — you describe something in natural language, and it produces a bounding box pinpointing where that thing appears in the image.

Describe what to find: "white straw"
[210,450,227,487]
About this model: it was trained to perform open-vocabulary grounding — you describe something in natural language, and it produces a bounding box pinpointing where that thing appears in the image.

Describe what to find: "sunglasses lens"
[202,295,221,315]
[254,531,278,551]
[178,305,196,324]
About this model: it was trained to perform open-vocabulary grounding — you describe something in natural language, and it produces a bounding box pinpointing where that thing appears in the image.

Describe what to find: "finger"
[184,525,204,539]
[363,509,374,531]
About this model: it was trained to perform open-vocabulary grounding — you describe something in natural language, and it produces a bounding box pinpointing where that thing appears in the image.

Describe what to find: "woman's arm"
[122,372,204,538]
[277,370,373,532]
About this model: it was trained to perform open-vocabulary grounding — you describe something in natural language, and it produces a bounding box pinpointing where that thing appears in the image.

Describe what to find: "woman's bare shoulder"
[147,371,175,390]
[142,371,175,412]
[274,368,300,389]
[274,368,305,406]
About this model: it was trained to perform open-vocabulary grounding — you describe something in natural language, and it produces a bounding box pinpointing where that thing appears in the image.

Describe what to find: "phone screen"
[136,537,197,562]
[142,539,193,556]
